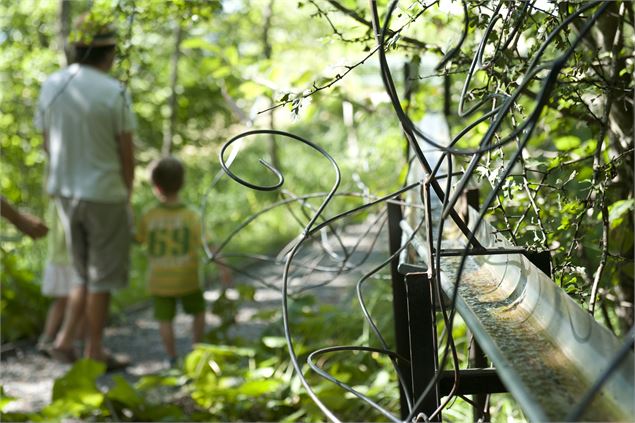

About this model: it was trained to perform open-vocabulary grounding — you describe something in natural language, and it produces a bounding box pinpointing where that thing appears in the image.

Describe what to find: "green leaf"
[107,375,142,407]
[554,135,581,151]
[0,386,16,412]
[136,374,184,391]
[293,70,314,86]
[238,81,267,98]
[237,284,256,300]
[181,37,213,50]
[262,336,287,349]
[607,199,635,229]
[196,343,256,357]
[236,379,282,396]
[547,155,562,170]
[281,409,307,422]
[52,359,105,401]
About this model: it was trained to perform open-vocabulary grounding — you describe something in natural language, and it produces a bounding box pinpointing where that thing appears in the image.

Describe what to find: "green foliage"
[6,286,404,422]
[437,0,634,325]
[3,282,526,422]
[42,359,106,420]
[0,387,17,413]
[0,244,48,342]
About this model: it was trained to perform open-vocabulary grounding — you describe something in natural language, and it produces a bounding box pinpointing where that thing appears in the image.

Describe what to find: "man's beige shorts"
[56,198,130,293]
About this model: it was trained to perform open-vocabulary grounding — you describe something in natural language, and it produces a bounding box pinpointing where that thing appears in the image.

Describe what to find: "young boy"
[137,156,206,366]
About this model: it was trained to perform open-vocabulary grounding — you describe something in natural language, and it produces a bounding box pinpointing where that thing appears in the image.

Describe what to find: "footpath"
[0,221,388,414]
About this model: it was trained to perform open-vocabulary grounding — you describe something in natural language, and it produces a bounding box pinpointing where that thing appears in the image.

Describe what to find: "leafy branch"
[258,0,443,115]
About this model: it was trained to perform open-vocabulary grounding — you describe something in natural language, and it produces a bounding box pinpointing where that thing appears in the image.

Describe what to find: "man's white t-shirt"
[35,63,136,203]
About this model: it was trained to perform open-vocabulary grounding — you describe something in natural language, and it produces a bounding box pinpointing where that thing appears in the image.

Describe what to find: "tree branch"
[323,0,444,53]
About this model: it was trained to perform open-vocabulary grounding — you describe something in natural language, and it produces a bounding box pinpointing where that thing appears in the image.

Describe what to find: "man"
[35,13,135,369]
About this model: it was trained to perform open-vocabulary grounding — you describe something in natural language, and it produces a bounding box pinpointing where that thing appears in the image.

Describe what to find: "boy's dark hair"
[151,156,184,195]
[74,45,116,66]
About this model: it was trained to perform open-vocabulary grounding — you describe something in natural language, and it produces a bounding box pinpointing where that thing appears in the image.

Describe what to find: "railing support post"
[405,271,440,421]
[462,188,491,422]
[389,199,440,421]
[387,199,412,419]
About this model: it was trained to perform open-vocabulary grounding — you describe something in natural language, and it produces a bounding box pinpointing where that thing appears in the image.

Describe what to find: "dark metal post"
[387,199,412,419]
[469,336,490,421]
[524,250,553,277]
[405,272,440,421]
[462,188,491,422]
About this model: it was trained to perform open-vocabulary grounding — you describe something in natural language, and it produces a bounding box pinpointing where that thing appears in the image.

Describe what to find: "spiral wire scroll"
[207,1,626,421]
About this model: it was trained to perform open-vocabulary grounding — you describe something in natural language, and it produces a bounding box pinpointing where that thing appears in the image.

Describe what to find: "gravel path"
[0,221,388,415]
[1,303,196,413]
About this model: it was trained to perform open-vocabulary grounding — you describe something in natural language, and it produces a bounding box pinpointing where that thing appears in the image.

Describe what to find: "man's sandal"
[49,346,78,364]
[99,352,131,372]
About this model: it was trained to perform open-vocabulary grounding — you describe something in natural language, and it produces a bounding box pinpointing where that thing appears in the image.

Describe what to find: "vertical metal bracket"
[387,199,413,419]
[462,187,491,422]
[388,198,440,421]
[405,271,440,421]
[523,250,553,278]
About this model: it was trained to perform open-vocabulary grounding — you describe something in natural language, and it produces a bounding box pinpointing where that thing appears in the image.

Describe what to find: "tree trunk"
[162,24,183,156]
[263,0,279,170]
[59,0,73,65]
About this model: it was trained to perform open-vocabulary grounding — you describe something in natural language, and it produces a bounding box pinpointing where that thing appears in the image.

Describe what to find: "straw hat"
[70,13,117,47]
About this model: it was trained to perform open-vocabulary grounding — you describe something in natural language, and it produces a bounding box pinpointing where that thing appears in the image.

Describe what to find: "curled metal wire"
[209,1,623,422]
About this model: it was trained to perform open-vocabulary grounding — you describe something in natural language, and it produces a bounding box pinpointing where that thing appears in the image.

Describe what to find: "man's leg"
[53,284,86,357]
[42,296,67,341]
[84,200,130,364]
[53,198,88,359]
[84,291,111,360]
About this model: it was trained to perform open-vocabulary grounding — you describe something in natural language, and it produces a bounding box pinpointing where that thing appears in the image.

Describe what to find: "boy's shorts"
[153,290,206,321]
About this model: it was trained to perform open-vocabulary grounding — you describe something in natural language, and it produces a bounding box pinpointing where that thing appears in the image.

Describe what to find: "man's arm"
[0,196,48,239]
[117,131,135,200]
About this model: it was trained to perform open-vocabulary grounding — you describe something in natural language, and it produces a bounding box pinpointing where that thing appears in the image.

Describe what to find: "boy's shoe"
[168,356,179,368]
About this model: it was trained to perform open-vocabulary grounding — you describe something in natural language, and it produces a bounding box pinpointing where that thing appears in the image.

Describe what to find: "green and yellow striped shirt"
[137,203,201,296]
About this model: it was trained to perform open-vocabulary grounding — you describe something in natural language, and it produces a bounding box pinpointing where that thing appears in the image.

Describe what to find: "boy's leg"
[159,320,177,358]
[181,290,206,345]
[192,312,205,344]
[154,296,177,359]
[84,291,111,360]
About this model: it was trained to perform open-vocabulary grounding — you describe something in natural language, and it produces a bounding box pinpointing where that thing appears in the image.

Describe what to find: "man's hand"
[15,212,49,239]
[1,197,48,239]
